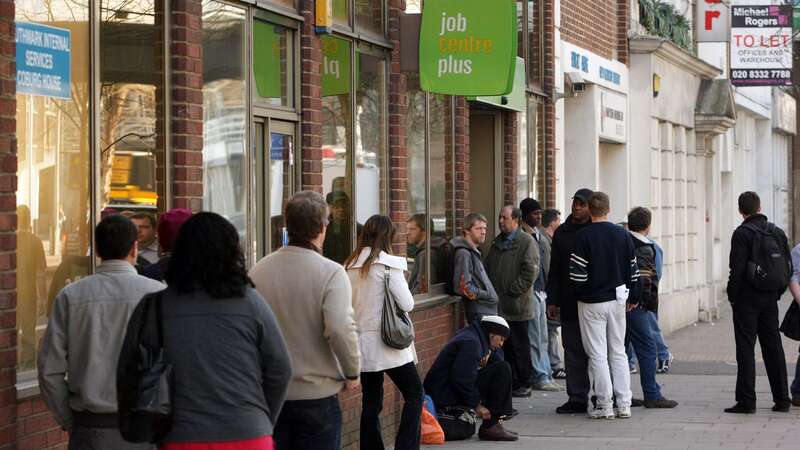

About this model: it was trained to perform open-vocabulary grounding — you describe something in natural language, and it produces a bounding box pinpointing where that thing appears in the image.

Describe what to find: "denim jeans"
[792,348,800,400]
[360,362,424,450]
[273,395,342,450]
[626,311,669,367]
[528,291,554,385]
[626,306,662,401]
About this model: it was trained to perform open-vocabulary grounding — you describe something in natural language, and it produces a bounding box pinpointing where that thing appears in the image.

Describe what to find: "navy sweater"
[569,221,639,303]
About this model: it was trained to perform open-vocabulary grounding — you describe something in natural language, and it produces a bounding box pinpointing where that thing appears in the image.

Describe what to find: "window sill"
[413,293,459,312]
[16,372,41,400]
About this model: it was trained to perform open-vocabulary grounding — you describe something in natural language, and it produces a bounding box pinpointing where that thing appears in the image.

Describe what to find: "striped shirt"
[569,221,639,304]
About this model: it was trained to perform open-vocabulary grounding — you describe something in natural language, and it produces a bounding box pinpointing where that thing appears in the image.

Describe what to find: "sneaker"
[643,398,679,409]
[629,365,638,374]
[512,386,532,398]
[533,381,563,392]
[772,401,791,412]
[588,406,615,420]
[724,403,755,414]
[656,353,674,374]
[552,368,567,379]
[478,422,519,441]
[615,406,632,418]
[556,401,588,414]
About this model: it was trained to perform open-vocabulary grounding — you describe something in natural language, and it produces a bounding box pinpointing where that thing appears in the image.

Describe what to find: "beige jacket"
[250,246,360,400]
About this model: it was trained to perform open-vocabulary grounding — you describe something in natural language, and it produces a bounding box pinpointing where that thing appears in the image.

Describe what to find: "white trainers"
[588,406,615,419]
[615,406,632,418]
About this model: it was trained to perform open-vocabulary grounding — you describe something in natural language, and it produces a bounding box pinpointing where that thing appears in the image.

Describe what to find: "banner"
[730,5,793,86]
[16,22,71,99]
[321,35,351,96]
[254,21,282,99]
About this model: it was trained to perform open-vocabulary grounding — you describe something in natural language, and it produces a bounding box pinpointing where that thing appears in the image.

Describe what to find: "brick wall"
[560,0,624,62]
[453,98,470,219]
[16,397,66,450]
[541,0,556,207]
[300,0,323,192]
[503,111,519,206]
[388,0,408,255]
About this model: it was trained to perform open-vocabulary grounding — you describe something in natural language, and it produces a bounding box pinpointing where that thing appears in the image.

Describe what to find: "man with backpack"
[451,213,498,323]
[726,191,793,414]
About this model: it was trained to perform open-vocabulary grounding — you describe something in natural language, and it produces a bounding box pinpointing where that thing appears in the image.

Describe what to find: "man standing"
[725,191,792,414]
[541,209,565,379]
[485,206,539,397]
[250,191,361,449]
[520,198,561,392]
[789,243,800,407]
[131,212,159,265]
[38,215,164,449]
[569,192,638,419]
[451,213,498,323]
[547,189,593,413]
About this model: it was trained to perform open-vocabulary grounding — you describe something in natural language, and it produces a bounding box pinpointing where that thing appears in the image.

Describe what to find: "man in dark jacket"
[424,316,517,441]
[485,205,539,397]
[451,213,498,322]
[725,191,792,414]
[546,188,593,413]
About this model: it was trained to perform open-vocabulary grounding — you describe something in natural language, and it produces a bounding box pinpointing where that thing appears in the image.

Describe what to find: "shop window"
[202,1,248,240]
[354,51,386,223]
[253,20,294,108]
[405,73,428,294]
[529,98,545,202]
[517,105,530,203]
[428,93,453,289]
[269,0,297,10]
[355,0,384,36]
[16,1,91,373]
[334,0,349,27]
[526,0,543,88]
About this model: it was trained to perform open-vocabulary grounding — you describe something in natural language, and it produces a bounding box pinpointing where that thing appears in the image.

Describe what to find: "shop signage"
[730,5,793,86]
[321,35,351,96]
[418,0,517,95]
[561,42,628,93]
[254,21,281,99]
[696,0,730,42]
[472,57,526,111]
[315,0,332,34]
[16,22,71,99]
[600,89,626,143]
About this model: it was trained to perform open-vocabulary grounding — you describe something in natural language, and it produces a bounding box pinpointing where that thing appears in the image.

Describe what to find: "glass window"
[268,123,294,252]
[269,0,296,9]
[253,20,294,108]
[517,107,530,203]
[355,0,384,36]
[16,0,91,372]
[517,1,525,58]
[334,0,349,27]
[202,1,247,240]
[354,51,386,224]
[527,0,543,87]
[405,73,427,294]
[529,98,545,201]
[429,94,453,288]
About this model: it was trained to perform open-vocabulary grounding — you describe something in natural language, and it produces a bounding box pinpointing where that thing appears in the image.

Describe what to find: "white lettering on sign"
[323,56,340,79]
[16,27,70,51]
[25,50,53,69]
[439,12,467,35]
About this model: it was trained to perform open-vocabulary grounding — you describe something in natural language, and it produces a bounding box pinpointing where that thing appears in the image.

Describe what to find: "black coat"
[727,214,791,303]
[631,235,659,312]
[545,214,590,322]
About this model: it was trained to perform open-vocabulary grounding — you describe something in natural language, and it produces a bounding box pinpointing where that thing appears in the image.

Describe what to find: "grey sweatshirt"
[451,236,499,318]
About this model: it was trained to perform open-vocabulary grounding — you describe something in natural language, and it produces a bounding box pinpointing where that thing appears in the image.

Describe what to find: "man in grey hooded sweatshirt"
[451,213,498,323]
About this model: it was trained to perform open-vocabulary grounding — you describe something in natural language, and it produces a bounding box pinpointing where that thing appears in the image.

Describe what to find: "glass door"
[255,118,296,258]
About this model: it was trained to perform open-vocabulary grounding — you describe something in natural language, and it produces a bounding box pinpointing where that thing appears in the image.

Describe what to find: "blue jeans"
[528,291,553,385]
[791,347,800,400]
[273,395,342,450]
[626,311,669,367]
[626,306,662,401]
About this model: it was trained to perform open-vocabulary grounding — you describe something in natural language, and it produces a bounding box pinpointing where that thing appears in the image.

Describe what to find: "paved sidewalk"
[423,299,800,450]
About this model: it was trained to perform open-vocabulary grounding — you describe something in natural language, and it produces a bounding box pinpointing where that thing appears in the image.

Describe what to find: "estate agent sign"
[730,5,793,86]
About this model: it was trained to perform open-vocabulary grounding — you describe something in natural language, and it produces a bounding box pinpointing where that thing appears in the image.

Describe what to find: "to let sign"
[696,0,730,42]
[16,22,71,99]
[418,0,517,95]
[730,5,793,86]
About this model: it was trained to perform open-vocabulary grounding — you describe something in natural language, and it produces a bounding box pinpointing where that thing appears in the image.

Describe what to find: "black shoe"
[556,400,587,414]
[772,401,791,412]
[793,398,800,407]
[631,398,644,407]
[724,403,755,414]
[643,398,678,409]
[512,386,532,398]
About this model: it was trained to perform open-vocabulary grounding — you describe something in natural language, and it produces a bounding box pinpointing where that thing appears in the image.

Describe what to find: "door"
[255,118,296,258]
[469,111,503,253]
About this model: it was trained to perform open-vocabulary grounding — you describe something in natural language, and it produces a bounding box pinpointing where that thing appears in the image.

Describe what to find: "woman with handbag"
[344,215,424,450]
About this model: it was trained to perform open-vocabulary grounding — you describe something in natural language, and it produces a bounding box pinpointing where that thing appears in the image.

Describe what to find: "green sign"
[794,7,800,39]
[418,0,517,96]
[472,57,525,111]
[321,35,351,96]
[254,21,282,99]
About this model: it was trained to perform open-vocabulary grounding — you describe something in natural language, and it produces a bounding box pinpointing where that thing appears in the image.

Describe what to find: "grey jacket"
[451,236,498,317]
[37,260,164,430]
[484,229,540,321]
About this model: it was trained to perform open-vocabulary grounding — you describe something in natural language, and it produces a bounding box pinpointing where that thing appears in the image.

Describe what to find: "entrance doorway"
[469,110,503,251]
[254,118,296,258]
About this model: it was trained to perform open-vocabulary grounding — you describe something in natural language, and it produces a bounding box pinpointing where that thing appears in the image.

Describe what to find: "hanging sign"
[696,0,730,43]
[730,5,793,86]
[16,22,71,99]
[321,35,351,96]
[254,21,282,99]
[418,0,517,95]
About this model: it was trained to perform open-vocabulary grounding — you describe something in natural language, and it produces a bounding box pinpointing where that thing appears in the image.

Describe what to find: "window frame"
[331,0,391,47]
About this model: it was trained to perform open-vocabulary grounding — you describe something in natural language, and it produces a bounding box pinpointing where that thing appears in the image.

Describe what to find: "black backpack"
[743,223,792,292]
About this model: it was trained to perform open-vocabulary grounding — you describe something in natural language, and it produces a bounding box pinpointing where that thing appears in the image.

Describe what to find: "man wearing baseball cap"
[424,316,518,441]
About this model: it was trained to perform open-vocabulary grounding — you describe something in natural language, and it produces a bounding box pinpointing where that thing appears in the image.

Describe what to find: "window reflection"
[253,20,293,107]
[354,52,386,224]
[429,94,452,288]
[405,73,427,293]
[517,105,530,203]
[355,0,383,35]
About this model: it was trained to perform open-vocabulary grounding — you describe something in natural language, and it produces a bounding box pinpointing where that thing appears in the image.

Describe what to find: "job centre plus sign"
[419,0,517,96]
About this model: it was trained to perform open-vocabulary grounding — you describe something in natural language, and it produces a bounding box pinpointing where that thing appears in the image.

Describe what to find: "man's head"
[519,198,542,228]
[571,188,593,223]
[541,208,561,236]
[95,214,138,263]
[157,208,193,252]
[738,191,761,218]
[131,212,157,246]
[406,213,426,246]
[498,205,521,235]
[462,213,488,246]
[587,192,610,220]
[329,192,351,223]
[286,191,329,249]
[481,315,510,350]
[627,207,652,236]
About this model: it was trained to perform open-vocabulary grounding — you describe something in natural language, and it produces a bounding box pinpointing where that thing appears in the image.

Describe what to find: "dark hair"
[131,212,156,229]
[407,213,426,231]
[627,207,652,232]
[463,213,488,232]
[344,215,396,278]
[165,212,252,298]
[738,191,761,216]
[588,192,610,217]
[95,215,138,260]
[286,191,328,250]
[542,209,561,228]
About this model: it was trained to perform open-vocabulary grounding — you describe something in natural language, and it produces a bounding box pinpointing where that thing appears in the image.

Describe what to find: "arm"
[321,269,360,379]
[257,299,293,423]
[569,236,589,288]
[454,249,491,300]
[626,237,641,304]
[507,238,539,297]
[388,266,415,312]
[448,342,482,408]
[37,292,73,430]
[726,228,748,302]
[117,296,149,433]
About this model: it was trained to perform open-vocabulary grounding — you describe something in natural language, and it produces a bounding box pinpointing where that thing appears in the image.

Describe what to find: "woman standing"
[344,215,424,450]
[119,212,292,450]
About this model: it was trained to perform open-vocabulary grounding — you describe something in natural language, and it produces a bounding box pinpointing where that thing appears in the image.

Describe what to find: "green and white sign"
[418,0,517,96]
[472,57,525,111]
[321,35,351,96]
[253,21,281,99]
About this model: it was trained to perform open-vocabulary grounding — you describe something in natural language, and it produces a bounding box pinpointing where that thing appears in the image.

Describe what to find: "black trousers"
[732,299,790,407]
[360,362,424,450]
[274,396,341,450]
[503,320,533,389]
[476,360,514,425]
[562,320,590,405]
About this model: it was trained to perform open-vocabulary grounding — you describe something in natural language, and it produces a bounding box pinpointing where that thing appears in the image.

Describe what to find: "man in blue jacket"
[424,316,517,441]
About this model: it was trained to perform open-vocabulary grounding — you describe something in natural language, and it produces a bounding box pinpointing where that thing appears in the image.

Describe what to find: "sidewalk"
[423,299,800,450]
